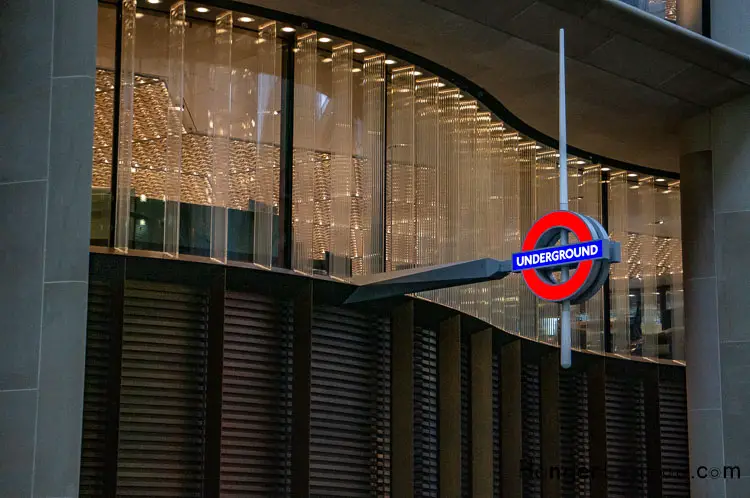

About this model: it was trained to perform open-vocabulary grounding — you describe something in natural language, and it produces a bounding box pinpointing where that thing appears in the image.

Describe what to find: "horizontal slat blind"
[461,337,471,498]
[414,327,439,498]
[559,368,589,498]
[492,352,501,498]
[80,279,113,498]
[117,280,208,497]
[521,362,541,498]
[310,306,390,497]
[660,374,690,496]
[220,291,292,496]
[605,376,647,497]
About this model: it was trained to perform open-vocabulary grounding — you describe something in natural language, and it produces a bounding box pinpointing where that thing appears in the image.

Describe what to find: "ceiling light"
[628,173,637,177]
[414,71,422,76]
[575,160,586,165]
[139,219,146,226]
[139,194,147,202]
[322,57,332,63]
[436,82,446,87]
[601,167,611,171]
[352,67,361,73]
[319,37,332,43]
[354,48,366,54]
[238,16,254,23]
[146,0,161,3]
[282,26,296,32]
[656,178,665,182]
[195,6,209,13]
[135,12,145,18]
[385,59,396,65]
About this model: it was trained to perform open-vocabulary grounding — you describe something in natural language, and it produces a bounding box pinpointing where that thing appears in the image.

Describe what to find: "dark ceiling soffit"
[199,0,680,180]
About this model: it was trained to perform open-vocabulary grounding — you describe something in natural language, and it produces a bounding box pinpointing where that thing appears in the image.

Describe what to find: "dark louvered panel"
[492,352,501,498]
[521,362,541,498]
[310,306,390,497]
[221,291,292,496]
[461,338,471,498]
[559,369,589,498]
[660,375,689,496]
[414,327,439,498]
[605,376,647,497]
[117,281,208,497]
[375,312,392,496]
[80,280,112,498]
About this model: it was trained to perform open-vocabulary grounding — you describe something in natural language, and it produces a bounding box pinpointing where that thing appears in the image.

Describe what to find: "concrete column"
[681,95,750,495]
[0,1,96,497]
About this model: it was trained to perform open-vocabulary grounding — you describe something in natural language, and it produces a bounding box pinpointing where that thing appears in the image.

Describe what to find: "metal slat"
[220,291,292,497]
[461,337,470,498]
[79,281,112,498]
[559,368,590,498]
[522,362,541,498]
[309,306,390,497]
[605,376,647,497]
[116,281,208,497]
[414,327,439,498]
[660,376,690,496]
[492,352,501,498]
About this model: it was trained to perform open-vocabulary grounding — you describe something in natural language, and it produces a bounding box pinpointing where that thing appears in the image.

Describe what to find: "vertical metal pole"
[559,29,571,369]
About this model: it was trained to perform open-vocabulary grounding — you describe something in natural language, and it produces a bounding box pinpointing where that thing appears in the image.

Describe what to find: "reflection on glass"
[91,3,117,246]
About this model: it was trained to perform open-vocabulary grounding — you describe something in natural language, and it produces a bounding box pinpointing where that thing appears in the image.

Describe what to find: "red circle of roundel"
[521,211,596,302]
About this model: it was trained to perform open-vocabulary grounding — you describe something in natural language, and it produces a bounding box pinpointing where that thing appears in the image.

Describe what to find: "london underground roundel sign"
[512,211,620,303]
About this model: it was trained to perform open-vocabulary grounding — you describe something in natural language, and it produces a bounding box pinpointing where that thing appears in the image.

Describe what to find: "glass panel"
[415,76,439,294]
[114,0,137,251]
[437,88,460,310]
[518,139,537,340]
[536,144,559,345]
[503,127,521,334]
[91,3,117,246]
[581,164,604,353]
[388,65,416,273]
[164,1,185,257]
[292,33,318,274]
[209,11,233,264]
[361,54,386,275]
[330,43,354,278]
[609,170,630,355]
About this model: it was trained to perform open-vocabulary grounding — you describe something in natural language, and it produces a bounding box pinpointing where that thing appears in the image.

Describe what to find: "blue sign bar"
[512,240,605,272]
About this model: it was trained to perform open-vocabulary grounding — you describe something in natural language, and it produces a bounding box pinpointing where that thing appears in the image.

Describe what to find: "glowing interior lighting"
[146,0,161,4]
[238,16,254,23]
[628,173,638,177]
[282,26,296,32]
[385,59,396,65]
[352,67,362,73]
[354,48,366,54]
[319,37,332,43]
[135,12,145,18]
[414,71,422,76]
[436,82,446,87]
[601,167,611,172]
[656,178,665,182]
[322,57,332,63]
[195,6,209,13]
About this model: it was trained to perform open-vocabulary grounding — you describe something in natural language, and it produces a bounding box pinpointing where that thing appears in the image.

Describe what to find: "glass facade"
[618,0,678,22]
[91,1,684,361]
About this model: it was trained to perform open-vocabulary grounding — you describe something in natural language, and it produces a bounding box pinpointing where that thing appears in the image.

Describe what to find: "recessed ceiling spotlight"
[195,6,209,13]
[238,16,254,23]
[135,12,145,18]
[319,37,332,43]
[282,26,296,32]
[413,71,422,76]
[601,167,611,172]
[354,48,366,54]
[384,59,396,65]
[352,67,362,73]
[436,82,446,87]
[575,160,586,165]
[656,178,665,182]
[628,173,638,177]
[322,57,332,63]
[147,0,161,3]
